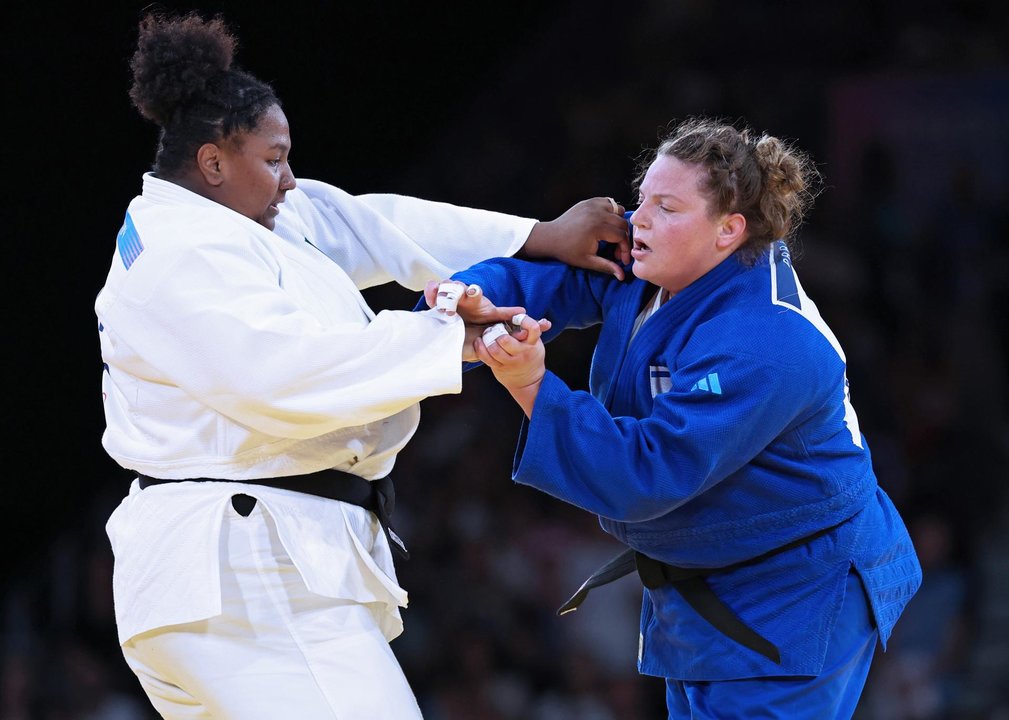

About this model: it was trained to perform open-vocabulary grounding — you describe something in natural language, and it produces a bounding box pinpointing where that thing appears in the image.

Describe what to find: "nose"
[629,205,647,229]
[280,163,296,192]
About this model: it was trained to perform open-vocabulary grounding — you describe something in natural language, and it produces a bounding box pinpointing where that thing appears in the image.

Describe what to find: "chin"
[630,263,653,283]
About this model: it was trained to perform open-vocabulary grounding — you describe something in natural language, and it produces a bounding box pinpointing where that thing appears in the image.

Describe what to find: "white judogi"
[96,174,535,718]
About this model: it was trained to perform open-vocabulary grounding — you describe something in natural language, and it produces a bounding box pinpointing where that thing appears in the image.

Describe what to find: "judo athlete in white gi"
[96,12,629,720]
[434,117,923,719]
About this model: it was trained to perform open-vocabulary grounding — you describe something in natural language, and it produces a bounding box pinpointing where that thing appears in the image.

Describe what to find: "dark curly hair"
[129,11,281,178]
[634,117,822,264]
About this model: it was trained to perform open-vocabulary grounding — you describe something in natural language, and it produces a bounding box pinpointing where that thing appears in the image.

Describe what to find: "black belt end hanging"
[559,547,784,664]
[556,548,637,616]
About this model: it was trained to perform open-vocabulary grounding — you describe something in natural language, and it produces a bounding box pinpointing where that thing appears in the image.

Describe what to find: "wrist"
[506,375,543,419]
[510,373,543,391]
[519,221,551,259]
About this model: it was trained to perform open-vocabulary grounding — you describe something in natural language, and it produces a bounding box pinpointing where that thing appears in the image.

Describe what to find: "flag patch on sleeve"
[117,212,144,269]
[649,365,672,397]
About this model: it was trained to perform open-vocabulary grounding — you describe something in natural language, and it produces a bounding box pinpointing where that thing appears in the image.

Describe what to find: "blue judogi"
[448,243,920,696]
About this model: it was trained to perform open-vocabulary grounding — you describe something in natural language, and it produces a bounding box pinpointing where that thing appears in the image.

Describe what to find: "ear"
[195,143,224,186]
[715,213,747,252]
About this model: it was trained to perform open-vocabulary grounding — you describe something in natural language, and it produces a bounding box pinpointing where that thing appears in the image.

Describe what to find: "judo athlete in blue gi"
[430,117,922,718]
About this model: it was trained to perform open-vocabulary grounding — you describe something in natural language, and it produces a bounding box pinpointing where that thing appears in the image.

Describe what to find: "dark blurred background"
[4,1,1009,718]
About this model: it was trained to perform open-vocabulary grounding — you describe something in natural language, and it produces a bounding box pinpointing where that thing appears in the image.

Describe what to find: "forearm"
[290,181,535,290]
[451,257,604,338]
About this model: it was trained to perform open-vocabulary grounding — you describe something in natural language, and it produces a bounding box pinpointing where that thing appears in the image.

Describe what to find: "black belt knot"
[136,469,409,561]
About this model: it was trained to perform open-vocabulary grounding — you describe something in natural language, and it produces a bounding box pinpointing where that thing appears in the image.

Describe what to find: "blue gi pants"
[666,570,877,719]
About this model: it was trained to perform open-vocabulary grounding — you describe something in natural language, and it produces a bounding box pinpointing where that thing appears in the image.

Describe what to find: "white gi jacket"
[97,174,535,644]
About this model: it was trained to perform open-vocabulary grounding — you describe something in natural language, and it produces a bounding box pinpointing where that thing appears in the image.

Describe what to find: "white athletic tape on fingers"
[466,284,482,297]
[482,323,510,346]
[607,197,619,214]
[511,313,527,326]
[436,282,463,313]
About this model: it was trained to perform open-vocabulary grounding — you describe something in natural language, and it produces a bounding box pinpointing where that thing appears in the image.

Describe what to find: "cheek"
[254,173,279,200]
[671,217,709,246]
[651,222,681,253]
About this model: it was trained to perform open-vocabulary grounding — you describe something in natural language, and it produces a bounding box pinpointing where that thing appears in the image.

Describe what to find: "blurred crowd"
[4,1,1009,718]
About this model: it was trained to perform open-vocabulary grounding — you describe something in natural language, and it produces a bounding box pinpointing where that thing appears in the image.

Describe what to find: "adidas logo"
[690,373,722,395]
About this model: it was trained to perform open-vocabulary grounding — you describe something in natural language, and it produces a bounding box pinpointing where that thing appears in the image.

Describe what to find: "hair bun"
[128,12,237,126]
[754,136,808,197]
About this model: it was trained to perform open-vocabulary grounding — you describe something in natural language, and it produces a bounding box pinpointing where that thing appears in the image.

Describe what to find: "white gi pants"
[120,497,423,720]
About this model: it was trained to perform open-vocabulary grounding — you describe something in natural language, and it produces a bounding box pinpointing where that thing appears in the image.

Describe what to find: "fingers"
[606,217,633,267]
[473,335,496,367]
[485,313,545,351]
[435,280,466,315]
[424,279,440,308]
[579,254,626,282]
[617,238,632,267]
[595,200,631,268]
[511,313,543,344]
[600,196,625,217]
[437,280,518,325]
[481,322,511,348]
[453,282,522,324]
[602,237,631,269]
[477,304,527,325]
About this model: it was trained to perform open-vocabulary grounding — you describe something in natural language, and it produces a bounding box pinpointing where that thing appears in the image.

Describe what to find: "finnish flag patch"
[649,365,672,397]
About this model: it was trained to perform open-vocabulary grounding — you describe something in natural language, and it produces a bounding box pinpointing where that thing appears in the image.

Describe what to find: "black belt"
[557,523,842,664]
[137,469,409,561]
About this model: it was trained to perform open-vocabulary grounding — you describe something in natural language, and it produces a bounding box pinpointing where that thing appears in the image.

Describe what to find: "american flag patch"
[117,212,144,269]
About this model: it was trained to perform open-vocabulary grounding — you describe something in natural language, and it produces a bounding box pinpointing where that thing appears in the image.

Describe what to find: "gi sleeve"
[283,179,536,290]
[512,311,834,523]
[99,231,466,440]
[446,256,610,342]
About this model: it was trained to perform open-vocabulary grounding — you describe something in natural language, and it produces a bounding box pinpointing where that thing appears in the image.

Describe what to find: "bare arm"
[520,197,630,280]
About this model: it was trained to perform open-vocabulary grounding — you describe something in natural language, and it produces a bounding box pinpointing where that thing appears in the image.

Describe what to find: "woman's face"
[214,104,296,230]
[629,154,743,295]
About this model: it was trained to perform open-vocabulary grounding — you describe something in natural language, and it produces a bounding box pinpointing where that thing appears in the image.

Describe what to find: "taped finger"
[482,323,510,346]
[436,282,463,313]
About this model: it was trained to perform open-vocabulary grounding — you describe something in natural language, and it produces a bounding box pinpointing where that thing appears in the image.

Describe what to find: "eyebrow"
[641,191,686,204]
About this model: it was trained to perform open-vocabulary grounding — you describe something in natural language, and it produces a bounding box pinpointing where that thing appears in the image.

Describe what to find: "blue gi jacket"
[450,243,921,681]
